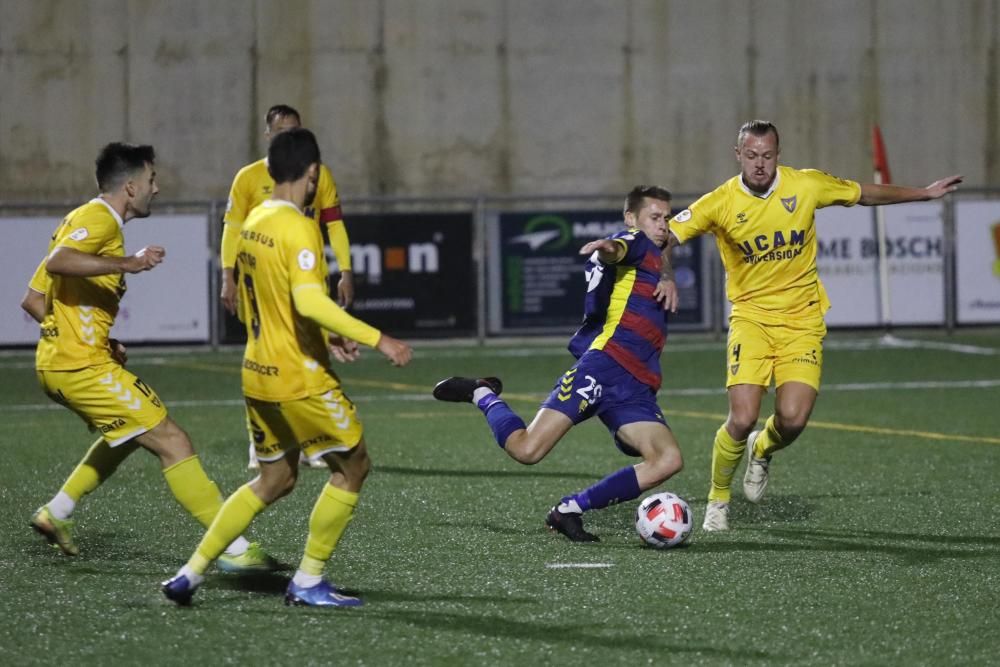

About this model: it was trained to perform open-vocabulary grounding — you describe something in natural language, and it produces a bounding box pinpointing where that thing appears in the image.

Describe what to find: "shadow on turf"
[376,464,597,481]
[366,608,782,660]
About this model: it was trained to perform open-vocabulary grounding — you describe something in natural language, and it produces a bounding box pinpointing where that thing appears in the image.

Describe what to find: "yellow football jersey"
[237,200,374,401]
[669,166,861,318]
[222,159,349,271]
[32,199,127,370]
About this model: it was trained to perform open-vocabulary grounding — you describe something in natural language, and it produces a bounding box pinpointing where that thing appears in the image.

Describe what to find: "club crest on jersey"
[736,212,748,225]
[781,195,797,213]
[298,249,316,270]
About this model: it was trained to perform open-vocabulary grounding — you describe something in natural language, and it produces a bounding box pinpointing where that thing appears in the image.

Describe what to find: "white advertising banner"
[816,202,944,326]
[955,201,1000,324]
[0,214,210,345]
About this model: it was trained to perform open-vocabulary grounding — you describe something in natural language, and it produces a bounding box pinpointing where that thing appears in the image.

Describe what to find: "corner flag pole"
[872,125,893,332]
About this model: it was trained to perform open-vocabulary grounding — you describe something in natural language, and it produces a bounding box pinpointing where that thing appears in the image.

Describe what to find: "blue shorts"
[541,350,668,457]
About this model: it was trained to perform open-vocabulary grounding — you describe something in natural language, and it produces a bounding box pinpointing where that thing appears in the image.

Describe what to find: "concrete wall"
[0,0,996,202]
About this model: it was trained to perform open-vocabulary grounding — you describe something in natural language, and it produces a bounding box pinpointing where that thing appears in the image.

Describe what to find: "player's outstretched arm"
[579,238,626,263]
[47,245,165,276]
[859,174,962,206]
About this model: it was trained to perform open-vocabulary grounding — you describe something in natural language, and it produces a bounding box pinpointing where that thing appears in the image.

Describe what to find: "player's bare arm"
[337,270,354,308]
[46,245,165,276]
[653,232,679,313]
[20,287,46,323]
[859,174,962,205]
[376,334,412,367]
[579,238,626,263]
[220,266,238,315]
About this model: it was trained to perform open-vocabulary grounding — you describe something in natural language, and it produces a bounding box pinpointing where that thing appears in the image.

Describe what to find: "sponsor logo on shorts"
[730,363,740,375]
[301,434,334,448]
[793,349,819,366]
[99,418,127,434]
[578,399,589,414]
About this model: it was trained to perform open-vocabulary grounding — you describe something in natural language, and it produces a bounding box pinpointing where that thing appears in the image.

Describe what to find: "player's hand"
[123,246,165,273]
[337,271,354,308]
[376,334,412,367]
[924,174,963,199]
[109,338,128,366]
[579,239,619,256]
[654,279,679,313]
[328,334,360,363]
[220,268,237,315]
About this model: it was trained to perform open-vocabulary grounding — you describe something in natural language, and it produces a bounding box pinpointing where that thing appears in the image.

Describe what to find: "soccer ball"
[635,492,692,549]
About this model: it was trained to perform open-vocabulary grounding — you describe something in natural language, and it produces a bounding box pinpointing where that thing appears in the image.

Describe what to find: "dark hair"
[265,104,301,129]
[267,127,321,184]
[624,185,672,216]
[95,142,155,192]
[737,119,779,149]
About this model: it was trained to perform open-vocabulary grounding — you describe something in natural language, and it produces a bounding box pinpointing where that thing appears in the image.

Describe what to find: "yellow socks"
[62,437,137,501]
[188,484,267,575]
[299,483,359,575]
[162,455,225,529]
[708,425,747,503]
[752,415,788,459]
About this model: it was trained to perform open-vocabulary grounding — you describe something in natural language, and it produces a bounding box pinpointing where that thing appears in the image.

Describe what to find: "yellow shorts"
[245,387,364,463]
[37,362,168,446]
[725,316,826,390]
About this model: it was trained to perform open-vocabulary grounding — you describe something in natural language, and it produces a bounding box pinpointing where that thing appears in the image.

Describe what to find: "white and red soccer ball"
[635,492,692,549]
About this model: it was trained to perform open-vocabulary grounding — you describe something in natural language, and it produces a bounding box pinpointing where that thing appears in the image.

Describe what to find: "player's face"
[128,163,158,218]
[303,163,319,209]
[736,131,779,193]
[265,114,301,143]
[627,197,671,247]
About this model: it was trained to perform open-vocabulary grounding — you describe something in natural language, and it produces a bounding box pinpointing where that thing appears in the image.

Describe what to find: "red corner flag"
[872,125,892,185]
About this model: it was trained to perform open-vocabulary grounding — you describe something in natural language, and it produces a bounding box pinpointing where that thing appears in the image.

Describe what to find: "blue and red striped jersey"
[567,228,668,390]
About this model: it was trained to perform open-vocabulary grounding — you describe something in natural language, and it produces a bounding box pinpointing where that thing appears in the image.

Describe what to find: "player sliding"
[434,186,683,542]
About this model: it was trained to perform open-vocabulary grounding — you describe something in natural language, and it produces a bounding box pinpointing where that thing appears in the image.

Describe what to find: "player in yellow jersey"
[666,120,962,531]
[221,104,354,469]
[163,128,411,608]
[22,142,278,572]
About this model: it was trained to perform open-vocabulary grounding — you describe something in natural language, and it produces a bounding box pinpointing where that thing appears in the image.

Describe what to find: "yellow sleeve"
[221,169,251,268]
[56,209,117,255]
[28,257,50,294]
[802,169,862,208]
[669,189,720,244]
[220,221,240,269]
[325,220,352,271]
[316,166,351,270]
[292,286,381,347]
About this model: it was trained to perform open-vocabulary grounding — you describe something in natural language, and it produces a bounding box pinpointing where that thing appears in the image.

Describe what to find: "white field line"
[0,335,995,369]
[3,377,999,413]
[545,563,615,569]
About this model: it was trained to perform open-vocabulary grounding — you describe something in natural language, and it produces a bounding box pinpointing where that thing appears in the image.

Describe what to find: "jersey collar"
[262,198,303,215]
[738,168,781,200]
[91,197,125,228]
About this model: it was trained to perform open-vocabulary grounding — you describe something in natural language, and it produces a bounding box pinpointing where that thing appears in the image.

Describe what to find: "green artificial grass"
[1,331,997,665]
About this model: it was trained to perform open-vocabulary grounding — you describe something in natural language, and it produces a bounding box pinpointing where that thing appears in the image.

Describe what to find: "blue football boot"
[162,574,198,606]
[284,580,363,607]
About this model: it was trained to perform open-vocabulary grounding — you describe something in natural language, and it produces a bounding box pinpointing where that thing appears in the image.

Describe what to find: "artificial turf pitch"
[1,331,998,665]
